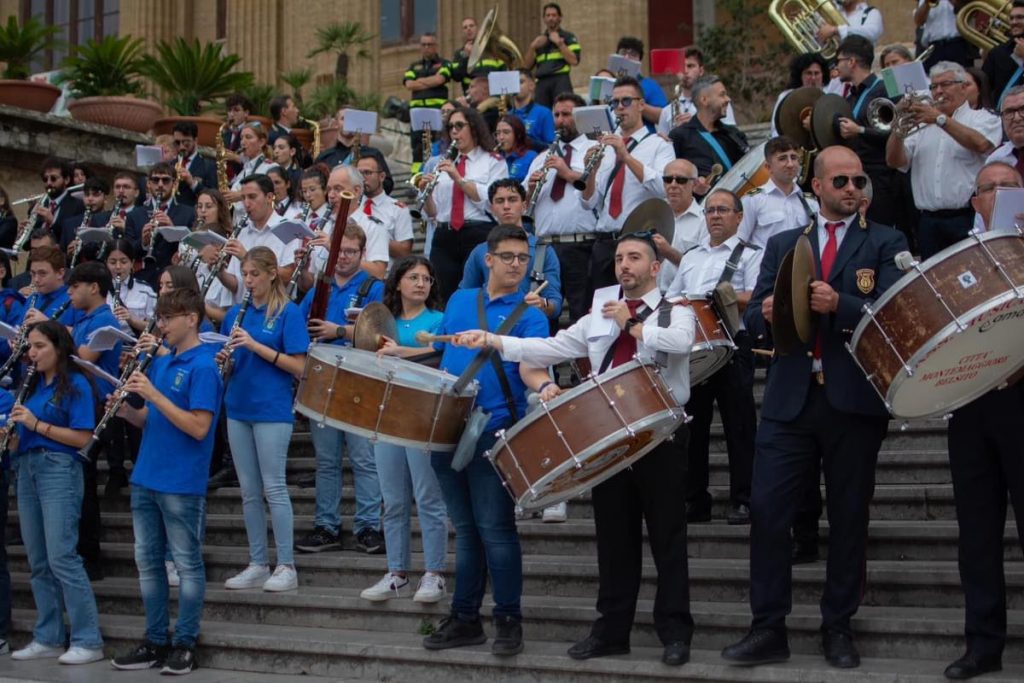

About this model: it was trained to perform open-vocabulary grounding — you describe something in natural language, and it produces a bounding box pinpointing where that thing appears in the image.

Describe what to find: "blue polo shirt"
[25,286,83,327]
[15,372,96,458]
[221,300,309,423]
[72,304,122,396]
[437,288,548,431]
[511,102,555,147]
[640,76,669,107]
[504,149,538,183]
[131,344,224,495]
[0,388,13,467]
[460,234,563,319]
[0,290,24,369]
[396,308,443,347]
[298,271,384,346]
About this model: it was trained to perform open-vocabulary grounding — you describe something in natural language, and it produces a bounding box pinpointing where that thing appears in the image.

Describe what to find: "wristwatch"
[335,325,345,340]
[624,317,641,334]
[936,114,948,128]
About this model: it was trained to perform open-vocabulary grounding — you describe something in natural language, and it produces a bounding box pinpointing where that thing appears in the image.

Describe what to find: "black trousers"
[948,384,1024,660]
[917,209,974,260]
[865,167,917,243]
[590,425,693,646]
[589,236,619,294]
[535,73,573,109]
[684,333,756,511]
[923,38,977,72]
[429,221,493,304]
[750,383,888,635]
[551,241,596,324]
[77,456,101,569]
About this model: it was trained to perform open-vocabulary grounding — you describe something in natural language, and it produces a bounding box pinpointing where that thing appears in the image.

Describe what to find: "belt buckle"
[814,371,825,386]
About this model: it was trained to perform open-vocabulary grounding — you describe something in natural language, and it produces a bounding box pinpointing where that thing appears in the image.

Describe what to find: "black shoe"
[206,468,238,490]
[292,472,317,488]
[686,504,712,524]
[295,526,341,553]
[944,652,1002,679]
[823,630,860,669]
[721,628,790,665]
[791,538,819,565]
[662,641,690,666]
[161,645,198,675]
[492,615,523,657]
[355,527,385,554]
[111,641,170,670]
[422,616,487,651]
[85,560,105,582]
[726,503,751,525]
[104,468,129,498]
[567,634,630,660]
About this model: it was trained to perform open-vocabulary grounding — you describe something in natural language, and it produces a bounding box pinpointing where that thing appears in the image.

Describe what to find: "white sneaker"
[224,563,271,590]
[542,502,568,523]
[263,564,298,592]
[166,560,180,587]
[0,640,8,655]
[11,641,63,660]
[413,573,446,603]
[360,572,409,602]
[58,646,105,665]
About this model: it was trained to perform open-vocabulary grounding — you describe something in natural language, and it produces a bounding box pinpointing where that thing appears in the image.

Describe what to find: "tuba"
[467,7,523,72]
[956,0,1011,52]
[768,0,849,59]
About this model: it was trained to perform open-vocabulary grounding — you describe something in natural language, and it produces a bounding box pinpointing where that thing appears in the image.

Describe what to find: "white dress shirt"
[667,233,763,300]
[428,146,508,223]
[918,0,959,44]
[739,178,820,248]
[899,102,1003,211]
[362,192,414,244]
[658,201,705,292]
[580,127,676,233]
[239,212,299,268]
[657,100,736,135]
[309,209,390,275]
[107,278,157,324]
[527,134,599,236]
[836,1,884,45]
[230,154,276,218]
[500,286,696,405]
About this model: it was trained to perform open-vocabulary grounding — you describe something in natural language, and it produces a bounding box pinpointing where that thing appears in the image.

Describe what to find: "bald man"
[723,146,907,670]
[654,158,703,292]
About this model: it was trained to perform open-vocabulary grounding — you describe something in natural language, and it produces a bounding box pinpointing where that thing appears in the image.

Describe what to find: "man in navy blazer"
[172,121,219,207]
[722,146,907,670]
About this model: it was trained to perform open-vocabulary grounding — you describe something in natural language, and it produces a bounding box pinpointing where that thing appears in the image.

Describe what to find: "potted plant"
[58,35,162,133]
[303,80,356,150]
[139,37,253,146]
[307,22,373,82]
[0,16,63,113]
[237,81,275,129]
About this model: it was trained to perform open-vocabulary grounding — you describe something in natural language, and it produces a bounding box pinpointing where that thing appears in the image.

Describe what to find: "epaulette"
[395,200,406,208]
[490,152,503,161]
[803,192,815,199]
[744,187,763,197]
[744,242,762,251]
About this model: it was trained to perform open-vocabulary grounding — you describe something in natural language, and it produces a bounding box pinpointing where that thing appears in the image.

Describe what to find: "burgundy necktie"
[814,221,842,360]
[611,300,643,368]
[549,145,572,201]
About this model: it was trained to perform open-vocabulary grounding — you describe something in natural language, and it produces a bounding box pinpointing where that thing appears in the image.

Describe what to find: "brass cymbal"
[621,197,675,244]
[811,93,853,150]
[352,302,397,351]
[791,234,818,345]
[771,247,800,356]
[775,87,822,150]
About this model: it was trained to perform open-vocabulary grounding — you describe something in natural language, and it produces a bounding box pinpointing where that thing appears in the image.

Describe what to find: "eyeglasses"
[420,42,437,47]
[976,181,1024,194]
[617,50,641,60]
[929,79,963,91]
[448,121,467,132]
[663,175,695,185]
[150,176,174,185]
[1001,106,1024,120]
[491,251,531,265]
[831,174,869,190]
[404,273,435,284]
[704,205,736,215]
[339,248,362,258]
[608,97,637,109]
[157,313,188,324]
[171,139,190,146]
[41,174,62,182]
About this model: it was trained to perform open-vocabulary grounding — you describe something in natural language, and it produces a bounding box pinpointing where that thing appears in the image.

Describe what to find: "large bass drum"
[708,142,770,199]
[849,231,1024,419]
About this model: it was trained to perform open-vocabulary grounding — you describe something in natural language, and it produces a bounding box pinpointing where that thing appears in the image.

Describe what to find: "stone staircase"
[4,374,1024,682]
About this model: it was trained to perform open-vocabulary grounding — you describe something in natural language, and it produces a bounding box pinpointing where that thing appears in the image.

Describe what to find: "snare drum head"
[689,344,734,385]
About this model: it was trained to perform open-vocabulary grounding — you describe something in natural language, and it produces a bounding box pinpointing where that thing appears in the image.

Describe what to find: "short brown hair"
[343,221,367,251]
[156,288,205,326]
[29,245,65,272]
[764,135,800,160]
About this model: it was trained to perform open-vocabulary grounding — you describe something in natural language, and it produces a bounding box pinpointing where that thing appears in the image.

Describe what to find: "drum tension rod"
[971,233,1024,298]
[861,302,914,379]
[911,263,967,332]
[537,398,580,468]
[845,341,890,410]
[492,430,538,499]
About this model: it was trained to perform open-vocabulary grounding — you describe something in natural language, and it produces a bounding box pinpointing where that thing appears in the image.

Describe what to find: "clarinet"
[524,131,562,219]
[69,208,93,269]
[409,140,459,220]
[200,213,248,299]
[0,364,37,464]
[572,116,622,191]
[217,289,252,379]
[286,203,317,301]
[0,295,69,382]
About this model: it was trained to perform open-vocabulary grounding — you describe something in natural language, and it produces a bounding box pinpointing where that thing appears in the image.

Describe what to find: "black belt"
[921,206,973,218]
[927,36,966,46]
[436,220,493,231]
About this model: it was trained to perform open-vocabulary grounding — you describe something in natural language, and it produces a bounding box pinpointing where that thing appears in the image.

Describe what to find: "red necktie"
[549,145,572,201]
[450,154,467,230]
[608,161,627,219]
[363,198,373,216]
[159,204,168,213]
[611,300,643,368]
[814,221,842,360]
[118,208,127,219]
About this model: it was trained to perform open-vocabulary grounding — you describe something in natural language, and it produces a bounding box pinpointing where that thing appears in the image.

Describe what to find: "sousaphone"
[468,6,523,71]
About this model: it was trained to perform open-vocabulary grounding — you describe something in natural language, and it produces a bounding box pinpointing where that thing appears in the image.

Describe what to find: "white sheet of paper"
[573,105,616,136]
[135,144,164,167]
[199,331,230,345]
[410,108,443,132]
[587,285,621,342]
[990,187,1024,232]
[606,54,641,78]
[156,225,191,243]
[343,109,378,135]
[77,227,111,243]
[72,356,120,388]
[86,325,136,352]
[881,62,929,98]
[488,70,520,96]
[271,220,314,244]
[0,321,17,341]
[588,76,615,104]
[182,231,227,249]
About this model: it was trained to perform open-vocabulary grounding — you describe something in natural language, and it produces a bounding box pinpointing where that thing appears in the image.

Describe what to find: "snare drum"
[709,142,771,199]
[487,360,686,511]
[688,298,735,384]
[294,344,478,451]
[849,231,1024,419]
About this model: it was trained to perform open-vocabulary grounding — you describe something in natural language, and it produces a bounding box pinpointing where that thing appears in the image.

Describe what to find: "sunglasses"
[831,174,869,190]
[663,175,695,185]
[608,97,637,109]
[448,121,467,132]
[41,174,62,182]
[150,177,174,184]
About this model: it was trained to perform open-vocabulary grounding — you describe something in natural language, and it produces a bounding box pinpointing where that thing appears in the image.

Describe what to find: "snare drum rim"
[306,343,479,397]
[689,344,735,385]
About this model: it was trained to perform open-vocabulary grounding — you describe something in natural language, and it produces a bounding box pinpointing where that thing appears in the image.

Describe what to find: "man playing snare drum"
[456,232,697,666]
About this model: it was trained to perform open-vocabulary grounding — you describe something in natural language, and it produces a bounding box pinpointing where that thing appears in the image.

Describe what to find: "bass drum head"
[884,293,1024,418]
[689,343,734,385]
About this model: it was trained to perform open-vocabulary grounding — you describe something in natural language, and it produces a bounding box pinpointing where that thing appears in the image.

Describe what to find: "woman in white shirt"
[105,237,157,335]
[224,123,275,208]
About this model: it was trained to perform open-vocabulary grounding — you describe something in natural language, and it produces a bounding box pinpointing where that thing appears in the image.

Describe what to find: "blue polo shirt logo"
[263,316,278,332]
[172,370,187,391]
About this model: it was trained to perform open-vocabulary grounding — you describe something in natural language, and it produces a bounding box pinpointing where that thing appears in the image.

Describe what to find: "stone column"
[226,0,281,86]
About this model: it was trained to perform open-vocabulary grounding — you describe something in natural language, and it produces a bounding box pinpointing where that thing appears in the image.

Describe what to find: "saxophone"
[218,289,252,379]
[69,207,93,269]
[174,152,186,200]
[0,363,37,464]
[216,121,230,192]
[302,117,321,160]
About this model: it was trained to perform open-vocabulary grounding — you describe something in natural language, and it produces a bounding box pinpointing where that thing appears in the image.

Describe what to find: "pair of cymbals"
[621,198,675,244]
[772,234,817,355]
[352,303,397,351]
[775,87,852,151]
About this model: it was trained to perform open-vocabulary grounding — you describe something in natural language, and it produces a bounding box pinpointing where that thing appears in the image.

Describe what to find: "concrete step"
[7,610,1024,682]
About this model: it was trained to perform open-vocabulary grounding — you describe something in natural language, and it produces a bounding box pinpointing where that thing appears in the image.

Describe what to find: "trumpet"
[572,117,621,191]
[200,213,247,299]
[524,132,563,219]
[409,140,459,221]
[218,289,252,379]
[0,364,37,464]
[867,91,941,138]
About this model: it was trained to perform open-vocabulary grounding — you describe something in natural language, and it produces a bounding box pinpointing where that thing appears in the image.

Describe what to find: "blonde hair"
[242,246,289,319]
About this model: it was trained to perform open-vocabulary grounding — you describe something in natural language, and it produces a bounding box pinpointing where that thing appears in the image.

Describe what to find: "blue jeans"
[15,450,103,649]
[375,442,448,573]
[430,432,521,621]
[228,420,294,566]
[310,424,379,534]
[131,485,206,647]
[0,470,11,640]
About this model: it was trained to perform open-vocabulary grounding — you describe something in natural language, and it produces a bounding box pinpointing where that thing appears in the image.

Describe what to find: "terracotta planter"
[0,80,61,113]
[248,115,272,129]
[319,125,339,151]
[67,96,164,133]
[292,127,314,155]
[152,116,223,146]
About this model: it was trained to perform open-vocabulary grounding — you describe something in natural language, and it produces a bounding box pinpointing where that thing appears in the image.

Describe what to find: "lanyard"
[697,131,733,171]
[852,79,880,119]
[1000,63,1024,110]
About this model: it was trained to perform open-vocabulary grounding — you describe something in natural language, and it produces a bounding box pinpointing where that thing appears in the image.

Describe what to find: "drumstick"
[415,331,459,345]
[751,348,774,357]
